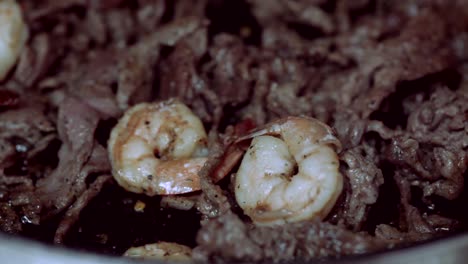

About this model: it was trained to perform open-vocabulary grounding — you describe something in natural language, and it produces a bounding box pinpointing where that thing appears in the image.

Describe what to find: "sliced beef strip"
[21,0,85,22]
[0,104,55,172]
[34,2,137,50]
[0,102,56,231]
[7,182,42,227]
[374,170,457,244]
[194,212,387,263]
[45,18,206,118]
[2,95,112,239]
[238,67,269,126]
[50,39,155,118]
[406,87,467,151]
[0,139,18,173]
[115,35,160,111]
[261,24,308,52]
[282,0,335,34]
[88,0,126,10]
[263,57,315,118]
[84,9,108,46]
[56,3,141,51]
[206,34,254,107]
[0,130,56,233]
[248,0,334,34]
[104,8,136,47]
[337,10,454,118]
[159,25,224,127]
[159,42,208,114]
[153,16,208,46]
[394,171,434,240]
[335,145,384,231]
[333,108,396,150]
[183,26,209,59]
[211,33,337,124]
[173,0,207,19]
[35,96,104,218]
[75,16,208,116]
[195,139,231,221]
[54,174,111,244]
[135,0,165,35]
[66,51,121,118]
[13,33,65,90]
[332,110,368,149]
[385,87,467,200]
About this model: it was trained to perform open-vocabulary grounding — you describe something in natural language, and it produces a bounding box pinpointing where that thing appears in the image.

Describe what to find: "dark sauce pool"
[21,182,200,256]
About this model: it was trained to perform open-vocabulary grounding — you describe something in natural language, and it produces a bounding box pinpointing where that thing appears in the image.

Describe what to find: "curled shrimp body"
[108,99,208,195]
[234,116,343,225]
[0,0,28,81]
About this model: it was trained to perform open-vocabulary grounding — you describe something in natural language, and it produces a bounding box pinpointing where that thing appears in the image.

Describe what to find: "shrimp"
[233,116,343,225]
[108,99,209,195]
[124,242,192,261]
[0,0,28,81]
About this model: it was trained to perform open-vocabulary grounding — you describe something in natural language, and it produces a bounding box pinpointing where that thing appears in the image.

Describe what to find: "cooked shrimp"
[108,99,209,195]
[234,116,343,225]
[124,242,192,261]
[0,0,28,80]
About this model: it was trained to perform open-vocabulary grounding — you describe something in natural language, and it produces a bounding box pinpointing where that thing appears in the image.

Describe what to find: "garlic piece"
[124,242,192,261]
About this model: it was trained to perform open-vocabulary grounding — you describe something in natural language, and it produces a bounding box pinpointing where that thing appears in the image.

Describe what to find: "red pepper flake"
[0,90,19,107]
